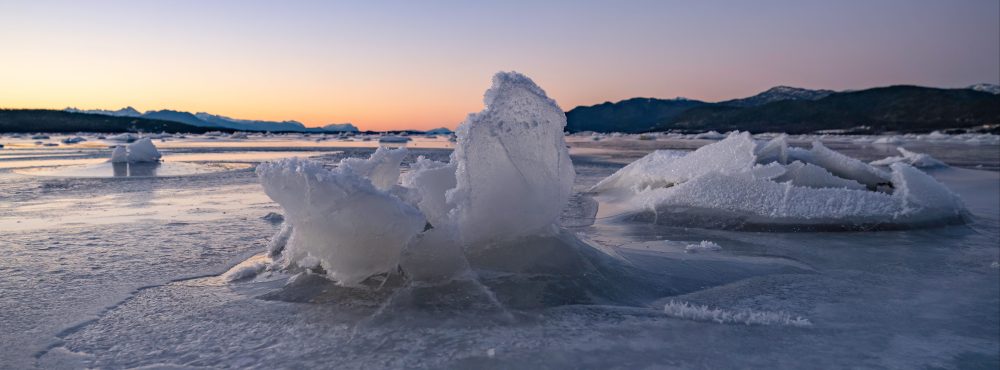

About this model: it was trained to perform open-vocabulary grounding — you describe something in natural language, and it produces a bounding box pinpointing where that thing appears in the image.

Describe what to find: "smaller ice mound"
[870,147,947,168]
[592,132,966,230]
[109,138,162,163]
[257,154,426,286]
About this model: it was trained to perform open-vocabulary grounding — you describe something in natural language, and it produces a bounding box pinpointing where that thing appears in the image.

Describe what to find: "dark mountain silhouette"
[565,98,708,133]
[566,85,1000,134]
[719,86,834,107]
[0,109,224,133]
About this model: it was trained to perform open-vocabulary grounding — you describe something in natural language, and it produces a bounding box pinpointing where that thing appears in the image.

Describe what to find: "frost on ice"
[591,133,966,230]
[109,137,162,163]
[256,71,576,285]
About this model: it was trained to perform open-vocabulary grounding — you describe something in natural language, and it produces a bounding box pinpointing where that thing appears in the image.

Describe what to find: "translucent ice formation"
[257,156,426,285]
[447,71,575,246]
[108,138,162,163]
[256,71,576,285]
[592,132,966,230]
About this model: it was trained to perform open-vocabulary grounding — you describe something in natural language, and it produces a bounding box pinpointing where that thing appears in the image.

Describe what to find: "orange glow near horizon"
[1,1,997,131]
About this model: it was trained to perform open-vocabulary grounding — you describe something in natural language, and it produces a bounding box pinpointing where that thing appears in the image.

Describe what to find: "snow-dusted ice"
[590,133,966,230]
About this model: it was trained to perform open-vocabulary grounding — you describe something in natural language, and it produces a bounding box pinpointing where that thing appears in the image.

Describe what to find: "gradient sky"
[1,0,997,131]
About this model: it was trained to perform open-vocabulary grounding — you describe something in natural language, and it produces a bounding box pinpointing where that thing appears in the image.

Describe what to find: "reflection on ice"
[15,161,250,178]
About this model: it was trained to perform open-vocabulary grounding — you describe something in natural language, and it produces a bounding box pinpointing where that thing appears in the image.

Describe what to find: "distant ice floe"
[591,132,966,230]
[684,241,722,253]
[256,71,575,286]
[109,138,162,163]
[662,301,812,327]
[870,147,947,168]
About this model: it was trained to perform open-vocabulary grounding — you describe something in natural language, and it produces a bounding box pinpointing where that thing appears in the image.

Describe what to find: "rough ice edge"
[663,300,812,327]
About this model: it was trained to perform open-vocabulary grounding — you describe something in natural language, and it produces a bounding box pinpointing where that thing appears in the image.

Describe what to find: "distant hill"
[62,107,326,132]
[719,86,834,107]
[65,106,142,117]
[664,86,1000,134]
[565,98,708,133]
[195,112,309,132]
[322,123,359,132]
[141,110,214,128]
[0,109,223,133]
[566,84,1000,134]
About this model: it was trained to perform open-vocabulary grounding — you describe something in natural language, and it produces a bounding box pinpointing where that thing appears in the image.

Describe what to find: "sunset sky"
[2,0,998,131]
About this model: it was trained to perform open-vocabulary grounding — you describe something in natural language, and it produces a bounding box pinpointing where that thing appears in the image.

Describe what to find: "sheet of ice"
[871,147,947,168]
[256,157,426,285]
[447,71,575,247]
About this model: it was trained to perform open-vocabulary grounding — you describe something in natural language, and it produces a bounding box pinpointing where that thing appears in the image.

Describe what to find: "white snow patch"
[684,241,722,253]
[663,300,812,327]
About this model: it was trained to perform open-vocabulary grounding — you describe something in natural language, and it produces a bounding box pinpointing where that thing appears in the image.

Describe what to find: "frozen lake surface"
[1,132,998,369]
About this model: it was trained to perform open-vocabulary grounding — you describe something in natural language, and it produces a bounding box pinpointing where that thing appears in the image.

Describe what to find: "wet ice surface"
[0,134,998,369]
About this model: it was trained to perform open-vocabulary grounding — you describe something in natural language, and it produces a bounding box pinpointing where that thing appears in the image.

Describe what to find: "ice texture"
[593,132,966,229]
[447,71,575,247]
[256,157,425,285]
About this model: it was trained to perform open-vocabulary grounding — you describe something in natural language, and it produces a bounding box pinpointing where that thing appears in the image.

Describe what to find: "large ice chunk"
[591,133,756,195]
[592,132,966,229]
[447,71,575,246]
[257,157,426,285]
[108,137,161,163]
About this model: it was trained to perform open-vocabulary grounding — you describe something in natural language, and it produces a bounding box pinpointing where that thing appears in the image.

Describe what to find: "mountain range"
[64,107,358,133]
[4,83,998,134]
[567,84,1000,134]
